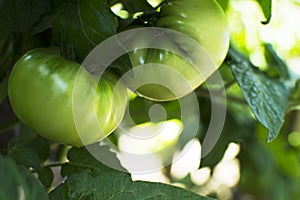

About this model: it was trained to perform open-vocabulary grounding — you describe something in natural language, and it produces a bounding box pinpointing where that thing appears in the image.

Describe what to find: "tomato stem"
[30,162,65,173]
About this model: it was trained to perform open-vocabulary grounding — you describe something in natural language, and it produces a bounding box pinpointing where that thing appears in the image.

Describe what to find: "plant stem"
[224,79,237,90]
[30,162,66,173]
[196,89,248,105]
[43,162,65,169]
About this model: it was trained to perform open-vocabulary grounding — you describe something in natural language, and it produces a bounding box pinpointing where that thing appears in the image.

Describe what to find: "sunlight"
[212,158,240,187]
[222,142,240,161]
[118,119,182,154]
[147,0,163,8]
[110,3,129,19]
[228,0,300,74]
[170,139,201,180]
[190,167,211,186]
[212,143,241,187]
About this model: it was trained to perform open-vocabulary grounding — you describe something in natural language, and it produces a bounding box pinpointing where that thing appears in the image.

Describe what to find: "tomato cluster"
[8,0,229,146]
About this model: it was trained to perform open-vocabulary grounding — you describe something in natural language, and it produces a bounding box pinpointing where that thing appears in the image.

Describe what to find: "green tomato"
[8,48,128,147]
[126,0,229,101]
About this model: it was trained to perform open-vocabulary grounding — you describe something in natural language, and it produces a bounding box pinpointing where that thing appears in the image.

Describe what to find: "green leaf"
[32,136,50,162]
[0,76,8,104]
[7,124,50,170]
[61,145,127,177]
[229,47,291,141]
[37,167,54,188]
[264,43,290,80]
[0,37,13,79]
[0,155,48,200]
[49,170,214,200]
[30,14,53,35]
[51,0,118,60]
[255,0,272,24]
[0,0,50,41]
[109,53,133,77]
[8,140,41,170]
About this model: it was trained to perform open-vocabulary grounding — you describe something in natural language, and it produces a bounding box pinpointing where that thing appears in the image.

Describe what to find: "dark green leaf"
[38,167,54,188]
[7,124,45,170]
[0,155,48,200]
[32,136,50,162]
[49,170,214,200]
[255,0,272,24]
[0,76,8,104]
[31,14,53,35]
[0,36,13,79]
[8,140,41,170]
[109,53,133,77]
[229,47,291,141]
[264,43,290,79]
[0,0,50,41]
[61,145,127,177]
[51,0,118,60]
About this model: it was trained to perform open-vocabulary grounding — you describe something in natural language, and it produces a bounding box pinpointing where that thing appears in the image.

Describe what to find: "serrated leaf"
[49,170,214,200]
[8,140,41,170]
[0,76,8,104]
[51,0,118,60]
[229,47,290,141]
[264,43,290,80]
[0,0,50,41]
[38,167,54,188]
[61,144,127,177]
[255,0,272,24]
[0,155,48,200]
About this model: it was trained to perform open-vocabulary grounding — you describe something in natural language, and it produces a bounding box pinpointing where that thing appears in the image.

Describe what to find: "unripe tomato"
[8,48,128,147]
[126,0,229,101]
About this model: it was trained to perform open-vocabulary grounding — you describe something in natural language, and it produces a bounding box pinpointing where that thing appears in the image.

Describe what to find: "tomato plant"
[0,0,299,200]
[8,48,128,147]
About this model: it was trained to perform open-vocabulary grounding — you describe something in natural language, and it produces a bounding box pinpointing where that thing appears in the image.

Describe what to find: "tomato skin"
[157,0,229,66]
[8,48,128,147]
[126,0,229,101]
